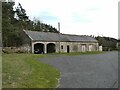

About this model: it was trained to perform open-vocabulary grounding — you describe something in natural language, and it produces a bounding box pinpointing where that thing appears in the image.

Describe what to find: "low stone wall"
[0,47,2,54]
[2,45,31,53]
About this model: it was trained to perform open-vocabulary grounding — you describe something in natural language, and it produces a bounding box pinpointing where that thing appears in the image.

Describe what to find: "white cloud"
[15,0,119,39]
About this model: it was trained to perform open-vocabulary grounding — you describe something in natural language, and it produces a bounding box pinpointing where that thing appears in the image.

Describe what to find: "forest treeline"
[2,2,59,47]
[2,2,119,51]
[95,36,118,51]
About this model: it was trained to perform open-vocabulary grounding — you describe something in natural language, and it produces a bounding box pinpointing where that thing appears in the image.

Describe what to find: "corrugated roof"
[23,30,98,42]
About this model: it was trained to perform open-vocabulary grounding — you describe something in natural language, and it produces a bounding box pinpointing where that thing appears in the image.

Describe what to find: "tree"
[2,2,59,47]
[15,3,29,30]
[33,18,42,31]
[2,2,23,47]
[95,36,117,51]
[2,2,16,46]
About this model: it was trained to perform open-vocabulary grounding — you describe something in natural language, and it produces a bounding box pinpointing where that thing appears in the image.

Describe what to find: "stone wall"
[21,31,32,47]
[99,46,103,51]
[2,45,31,53]
[0,47,2,54]
[2,41,99,54]
[57,42,99,53]
[31,41,99,54]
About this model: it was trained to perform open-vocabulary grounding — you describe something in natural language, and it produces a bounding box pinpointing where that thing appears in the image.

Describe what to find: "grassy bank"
[0,54,2,89]
[2,54,60,88]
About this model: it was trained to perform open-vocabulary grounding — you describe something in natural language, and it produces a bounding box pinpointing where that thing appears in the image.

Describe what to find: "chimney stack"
[58,22,60,33]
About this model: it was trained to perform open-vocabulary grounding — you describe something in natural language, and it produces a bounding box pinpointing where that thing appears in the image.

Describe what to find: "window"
[61,45,63,49]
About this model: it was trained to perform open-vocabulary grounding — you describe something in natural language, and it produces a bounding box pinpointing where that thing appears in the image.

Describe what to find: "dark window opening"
[61,45,63,49]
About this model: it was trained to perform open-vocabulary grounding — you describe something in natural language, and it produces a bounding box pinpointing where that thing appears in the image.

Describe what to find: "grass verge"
[0,54,2,89]
[2,54,60,88]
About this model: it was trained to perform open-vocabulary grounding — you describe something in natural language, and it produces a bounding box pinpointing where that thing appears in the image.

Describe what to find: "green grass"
[2,54,60,88]
[0,54,2,89]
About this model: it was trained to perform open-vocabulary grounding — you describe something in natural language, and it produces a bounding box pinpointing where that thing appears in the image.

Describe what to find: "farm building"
[21,30,99,54]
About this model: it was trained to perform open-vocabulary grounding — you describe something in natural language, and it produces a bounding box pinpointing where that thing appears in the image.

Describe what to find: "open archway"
[47,43,55,53]
[34,43,44,54]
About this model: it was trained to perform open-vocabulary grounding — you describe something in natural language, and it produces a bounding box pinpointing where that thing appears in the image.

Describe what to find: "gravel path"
[37,51,118,88]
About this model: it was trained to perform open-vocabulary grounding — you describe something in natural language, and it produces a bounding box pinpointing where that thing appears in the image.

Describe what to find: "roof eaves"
[23,30,33,41]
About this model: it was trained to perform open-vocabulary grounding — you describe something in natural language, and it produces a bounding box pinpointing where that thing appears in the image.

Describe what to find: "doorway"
[67,45,70,53]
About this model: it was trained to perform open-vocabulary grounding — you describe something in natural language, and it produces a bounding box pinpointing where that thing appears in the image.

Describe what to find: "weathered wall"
[31,41,99,54]
[21,31,32,52]
[99,46,103,51]
[57,42,99,53]
[2,46,31,53]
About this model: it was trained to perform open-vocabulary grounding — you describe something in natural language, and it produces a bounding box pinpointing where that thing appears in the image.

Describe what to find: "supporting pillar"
[86,44,89,52]
[96,43,99,51]
[32,43,34,53]
[44,44,47,54]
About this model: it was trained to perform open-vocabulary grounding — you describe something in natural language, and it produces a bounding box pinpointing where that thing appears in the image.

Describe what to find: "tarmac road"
[37,51,118,88]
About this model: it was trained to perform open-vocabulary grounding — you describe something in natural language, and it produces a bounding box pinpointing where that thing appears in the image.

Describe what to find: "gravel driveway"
[37,51,118,88]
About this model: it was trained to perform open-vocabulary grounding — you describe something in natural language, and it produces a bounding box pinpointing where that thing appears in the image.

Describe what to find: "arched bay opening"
[34,43,44,54]
[47,43,55,53]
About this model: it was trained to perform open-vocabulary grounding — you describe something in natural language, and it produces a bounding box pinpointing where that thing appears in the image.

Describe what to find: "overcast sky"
[15,0,119,39]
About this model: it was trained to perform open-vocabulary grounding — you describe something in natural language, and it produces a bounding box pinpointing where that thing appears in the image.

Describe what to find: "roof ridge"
[23,30,59,34]
[61,33,92,37]
[23,30,97,42]
[24,30,93,38]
